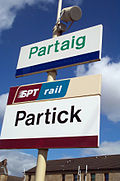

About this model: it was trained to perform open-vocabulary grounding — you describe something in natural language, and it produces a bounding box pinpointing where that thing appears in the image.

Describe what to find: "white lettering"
[18,89,40,98]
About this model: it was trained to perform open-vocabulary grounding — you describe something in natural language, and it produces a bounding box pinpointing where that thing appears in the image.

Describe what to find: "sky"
[0,0,120,177]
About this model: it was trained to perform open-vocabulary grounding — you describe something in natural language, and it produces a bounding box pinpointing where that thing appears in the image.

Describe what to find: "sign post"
[0,1,103,181]
[36,0,62,180]
[35,149,48,181]
[35,73,57,181]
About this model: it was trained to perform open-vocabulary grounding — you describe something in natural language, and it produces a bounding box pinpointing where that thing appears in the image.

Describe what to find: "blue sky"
[0,0,120,177]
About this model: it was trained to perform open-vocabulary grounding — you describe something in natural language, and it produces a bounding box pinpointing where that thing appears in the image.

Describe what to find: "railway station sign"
[0,74,101,149]
[16,25,103,77]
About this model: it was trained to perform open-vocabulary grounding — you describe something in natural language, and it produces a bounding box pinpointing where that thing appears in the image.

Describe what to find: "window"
[74,174,78,181]
[91,173,95,181]
[28,175,31,181]
[62,174,65,181]
[105,173,109,181]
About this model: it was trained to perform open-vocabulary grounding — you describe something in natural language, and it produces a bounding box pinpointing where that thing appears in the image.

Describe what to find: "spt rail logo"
[38,80,70,100]
[13,80,70,104]
[14,84,42,103]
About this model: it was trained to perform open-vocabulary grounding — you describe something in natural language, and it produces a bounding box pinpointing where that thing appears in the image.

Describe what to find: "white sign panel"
[1,96,100,140]
[16,24,103,77]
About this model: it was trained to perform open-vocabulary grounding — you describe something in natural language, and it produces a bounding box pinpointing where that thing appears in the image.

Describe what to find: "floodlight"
[53,5,82,37]
[60,6,82,23]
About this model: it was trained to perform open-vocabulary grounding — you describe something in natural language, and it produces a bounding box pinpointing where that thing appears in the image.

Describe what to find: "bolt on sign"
[0,74,101,149]
[16,24,103,77]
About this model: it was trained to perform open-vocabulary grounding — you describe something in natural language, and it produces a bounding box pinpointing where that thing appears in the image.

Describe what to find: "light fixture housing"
[60,6,82,23]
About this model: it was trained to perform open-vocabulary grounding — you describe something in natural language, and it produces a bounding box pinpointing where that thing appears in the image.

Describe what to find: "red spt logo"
[14,84,42,103]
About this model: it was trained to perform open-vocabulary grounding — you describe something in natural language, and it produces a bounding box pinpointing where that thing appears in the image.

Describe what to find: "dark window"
[105,173,109,181]
[91,173,95,181]
[28,175,31,181]
[74,174,78,181]
[62,174,65,181]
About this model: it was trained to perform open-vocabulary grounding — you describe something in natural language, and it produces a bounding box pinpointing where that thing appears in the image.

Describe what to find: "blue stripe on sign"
[16,51,100,77]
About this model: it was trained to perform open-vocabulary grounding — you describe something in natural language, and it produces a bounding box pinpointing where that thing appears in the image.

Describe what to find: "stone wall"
[24,172,120,181]
[45,174,62,181]
[0,175,8,181]
[65,174,73,181]
[95,173,104,181]
[109,172,120,181]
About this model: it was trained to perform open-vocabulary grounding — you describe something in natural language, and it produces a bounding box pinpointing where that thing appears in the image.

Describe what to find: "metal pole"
[57,0,62,22]
[35,1,63,181]
[48,0,63,80]
[35,149,48,181]
[85,165,88,181]
[78,166,81,181]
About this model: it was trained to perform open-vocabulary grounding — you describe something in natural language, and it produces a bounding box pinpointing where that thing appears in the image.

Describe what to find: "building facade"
[0,159,23,181]
[0,159,8,181]
[25,154,120,181]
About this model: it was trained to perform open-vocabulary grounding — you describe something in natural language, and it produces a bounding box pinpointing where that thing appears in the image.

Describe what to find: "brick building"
[25,154,120,181]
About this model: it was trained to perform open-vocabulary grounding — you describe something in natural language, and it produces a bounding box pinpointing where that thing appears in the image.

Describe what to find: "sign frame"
[0,75,101,149]
[16,25,103,77]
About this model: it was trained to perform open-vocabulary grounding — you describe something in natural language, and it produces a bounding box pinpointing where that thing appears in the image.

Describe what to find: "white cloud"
[0,93,37,177]
[0,150,36,176]
[75,56,120,122]
[0,0,84,36]
[0,0,55,34]
[81,141,120,157]
[0,93,8,122]
[66,0,83,5]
